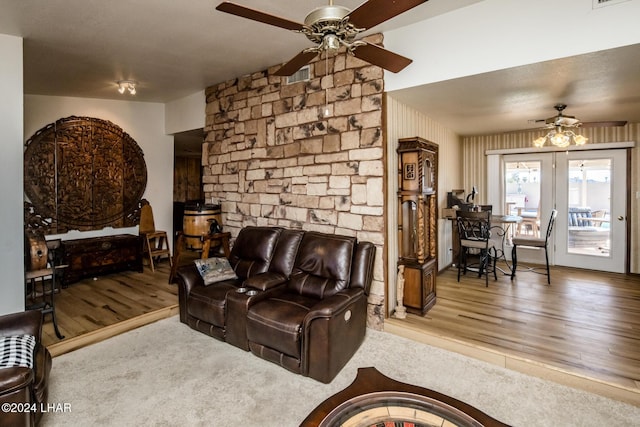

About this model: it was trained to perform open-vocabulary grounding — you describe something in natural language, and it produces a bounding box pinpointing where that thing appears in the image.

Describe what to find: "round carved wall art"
[24,116,147,234]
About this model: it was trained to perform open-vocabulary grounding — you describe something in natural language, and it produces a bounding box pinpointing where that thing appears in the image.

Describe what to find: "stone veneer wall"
[202,35,386,329]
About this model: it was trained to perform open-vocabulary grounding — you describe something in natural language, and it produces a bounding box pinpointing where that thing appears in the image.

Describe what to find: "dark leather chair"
[0,310,52,427]
[245,232,376,383]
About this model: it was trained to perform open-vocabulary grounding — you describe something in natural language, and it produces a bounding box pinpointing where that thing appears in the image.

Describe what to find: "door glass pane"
[504,161,541,237]
[567,159,611,256]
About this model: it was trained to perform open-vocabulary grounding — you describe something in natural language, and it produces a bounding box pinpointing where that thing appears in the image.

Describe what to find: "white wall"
[0,34,25,315]
[384,0,640,92]
[165,90,205,135]
[24,96,174,248]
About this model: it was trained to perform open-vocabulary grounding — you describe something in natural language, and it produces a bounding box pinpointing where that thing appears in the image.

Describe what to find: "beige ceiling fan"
[216,0,428,76]
[534,104,627,129]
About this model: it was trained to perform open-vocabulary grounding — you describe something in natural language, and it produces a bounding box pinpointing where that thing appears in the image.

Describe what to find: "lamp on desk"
[466,186,478,210]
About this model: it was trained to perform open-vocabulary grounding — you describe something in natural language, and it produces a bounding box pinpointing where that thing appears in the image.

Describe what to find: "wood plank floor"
[388,262,640,404]
[40,257,183,348]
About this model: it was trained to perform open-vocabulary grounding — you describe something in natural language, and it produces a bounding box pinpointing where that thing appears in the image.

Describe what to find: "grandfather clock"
[397,137,438,315]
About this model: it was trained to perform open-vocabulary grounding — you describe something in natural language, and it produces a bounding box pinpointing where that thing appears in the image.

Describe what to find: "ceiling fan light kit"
[533,127,588,148]
[530,103,626,148]
[215,0,428,76]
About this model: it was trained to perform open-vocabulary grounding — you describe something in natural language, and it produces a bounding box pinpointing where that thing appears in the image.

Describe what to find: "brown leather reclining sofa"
[176,226,375,383]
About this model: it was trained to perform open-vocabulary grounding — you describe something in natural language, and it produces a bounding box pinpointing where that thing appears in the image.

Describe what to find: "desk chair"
[139,202,172,272]
[456,210,497,287]
[511,209,557,285]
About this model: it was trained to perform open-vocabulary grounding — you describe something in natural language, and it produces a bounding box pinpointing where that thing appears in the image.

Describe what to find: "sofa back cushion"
[269,229,305,277]
[288,232,355,299]
[349,241,376,294]
[229,227,282,279]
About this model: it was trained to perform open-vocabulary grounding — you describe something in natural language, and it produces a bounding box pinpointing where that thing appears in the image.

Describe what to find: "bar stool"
[25,238,65,339]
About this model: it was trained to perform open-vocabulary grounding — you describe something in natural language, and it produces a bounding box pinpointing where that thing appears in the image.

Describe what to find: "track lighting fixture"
[117,80,137,95]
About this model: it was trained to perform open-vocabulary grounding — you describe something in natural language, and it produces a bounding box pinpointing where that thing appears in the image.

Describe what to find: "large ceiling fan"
[531,104,627,148]
[534,104,627,129]
[216,0,428,76]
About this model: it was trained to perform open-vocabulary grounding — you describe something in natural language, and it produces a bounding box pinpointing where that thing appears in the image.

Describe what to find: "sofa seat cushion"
[187,279,241,326]
[246,293,318,359]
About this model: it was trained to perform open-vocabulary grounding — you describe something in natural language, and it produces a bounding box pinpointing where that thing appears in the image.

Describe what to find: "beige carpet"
[42,316,640,426]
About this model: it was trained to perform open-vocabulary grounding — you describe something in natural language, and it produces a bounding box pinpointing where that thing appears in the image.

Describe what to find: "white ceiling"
[390,43,640,136]
[2,0,639,139]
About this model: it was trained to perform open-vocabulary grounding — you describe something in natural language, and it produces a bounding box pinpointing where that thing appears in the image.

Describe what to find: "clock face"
[321,392,483,427]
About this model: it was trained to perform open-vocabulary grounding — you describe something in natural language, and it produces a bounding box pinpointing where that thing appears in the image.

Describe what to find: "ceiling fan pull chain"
[324,52,330,117]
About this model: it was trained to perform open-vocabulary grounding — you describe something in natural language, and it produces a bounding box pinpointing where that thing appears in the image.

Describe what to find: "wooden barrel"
[25,234,49,271]
[182,205,222,250]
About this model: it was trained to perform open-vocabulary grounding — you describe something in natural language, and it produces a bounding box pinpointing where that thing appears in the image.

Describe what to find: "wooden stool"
[201,232,231,259]
[169,231,231,284]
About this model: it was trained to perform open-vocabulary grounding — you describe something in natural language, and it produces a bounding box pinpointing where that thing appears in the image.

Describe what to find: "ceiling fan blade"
[216,2,305,31]
[545,115,575,125]
[274,50,319,76]
[347,0,429,30]
[581,120,628,128]
[352,42,412,73]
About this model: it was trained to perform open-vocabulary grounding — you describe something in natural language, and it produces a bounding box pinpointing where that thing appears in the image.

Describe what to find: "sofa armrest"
[303,288,367,382]
[0,368,33,397]
[175,264,203,295]
[175,264,204,324]
[0,310,42,341]
[305,288,364,321]
[243,272,287,291]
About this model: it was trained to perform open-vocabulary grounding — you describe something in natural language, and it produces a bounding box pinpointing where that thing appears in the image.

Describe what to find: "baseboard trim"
[47,305,179,357]
[384,317,640,406]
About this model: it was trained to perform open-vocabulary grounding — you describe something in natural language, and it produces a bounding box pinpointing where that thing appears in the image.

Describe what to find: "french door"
[555,149,627,273]
[498,149,627,273]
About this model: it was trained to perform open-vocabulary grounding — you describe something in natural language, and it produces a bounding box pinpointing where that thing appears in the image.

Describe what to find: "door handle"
[617,215,624,221]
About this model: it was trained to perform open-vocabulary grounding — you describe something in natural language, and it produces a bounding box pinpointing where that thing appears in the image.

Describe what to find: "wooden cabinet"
[397,137,438,315]
[399,258,437,314]
[61,234,143,285]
